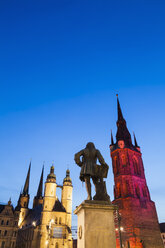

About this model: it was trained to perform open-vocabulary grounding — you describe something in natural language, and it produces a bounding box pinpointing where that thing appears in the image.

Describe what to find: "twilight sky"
[0,0,165,225]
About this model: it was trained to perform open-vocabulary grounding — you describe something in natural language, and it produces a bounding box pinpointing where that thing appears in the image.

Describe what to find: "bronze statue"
[74,142,110,201]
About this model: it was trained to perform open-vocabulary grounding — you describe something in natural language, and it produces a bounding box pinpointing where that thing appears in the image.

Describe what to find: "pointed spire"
[117,94,124,121]
[111,130,114,145]
[36,165,44,198]
[116,95,132,147]
[133,132,138,147]
[23,162,31,195]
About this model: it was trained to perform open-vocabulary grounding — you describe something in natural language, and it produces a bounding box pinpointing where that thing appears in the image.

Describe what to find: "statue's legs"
[84,176,92,200]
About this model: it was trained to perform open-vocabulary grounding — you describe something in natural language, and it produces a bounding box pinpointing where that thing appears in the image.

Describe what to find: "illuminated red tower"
[110,96,163,248]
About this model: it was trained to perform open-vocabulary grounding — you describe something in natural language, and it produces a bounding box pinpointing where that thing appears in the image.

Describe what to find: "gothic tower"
[16,162,31,226]
[110,97,163,248]
[61,169,73,230]
[33,166,44,208]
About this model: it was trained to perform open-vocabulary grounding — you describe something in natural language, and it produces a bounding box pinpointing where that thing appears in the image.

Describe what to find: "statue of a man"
[74,142,110,201]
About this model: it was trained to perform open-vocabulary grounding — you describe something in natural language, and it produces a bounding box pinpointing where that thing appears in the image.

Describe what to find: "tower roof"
[47,165,56,182]
[116,95,132,147]
[36,166,44,198]
[63,169,72,184]
[23,162,31,195]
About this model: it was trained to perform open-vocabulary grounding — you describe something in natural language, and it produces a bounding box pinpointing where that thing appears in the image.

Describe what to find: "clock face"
[118,140,125,149]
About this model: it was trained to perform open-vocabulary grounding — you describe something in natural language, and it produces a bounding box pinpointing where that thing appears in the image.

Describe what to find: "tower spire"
[111,130,114,145]
[117,94,124,121]
[116,95,132,146]
[23,162,31,195]
[133,132,138,147]
[36,165,44,198]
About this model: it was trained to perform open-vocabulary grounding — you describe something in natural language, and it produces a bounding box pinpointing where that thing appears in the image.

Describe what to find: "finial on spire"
[133,132,138,147]
[8,197,11,205]
[111,130,114,145]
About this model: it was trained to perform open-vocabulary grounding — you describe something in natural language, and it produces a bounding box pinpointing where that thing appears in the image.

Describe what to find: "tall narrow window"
[55,217,58,224]
[59,217,61,224]
[4,230,7,236]
[116,183,121,198]
[121,154,127,166]
[133,156,140,175]
[113,156,119,175]
[55,242,58,248]
[136,185,140,198]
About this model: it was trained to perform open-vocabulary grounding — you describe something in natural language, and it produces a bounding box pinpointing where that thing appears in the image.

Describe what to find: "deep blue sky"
[0,0,165,225]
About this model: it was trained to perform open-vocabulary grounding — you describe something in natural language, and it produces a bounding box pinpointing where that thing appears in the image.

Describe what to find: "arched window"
[1,220,4,225]
[59,217,61,224]
[55,242,58,248]
[6,220,9,225]
[55,217,58,224]
[4,230,7,236]
[121,154,127,166]
[113,156,119,175]
[142,187,147,197]
[133,156,140,175]
[24,202,26,207]
[116,183,121,198]
[124,180,130,196]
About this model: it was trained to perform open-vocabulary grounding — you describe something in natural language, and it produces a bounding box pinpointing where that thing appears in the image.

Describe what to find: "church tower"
[16,162,31,226]
[33,166,44,208]
[110,96,163,248]
[61,169,73,230]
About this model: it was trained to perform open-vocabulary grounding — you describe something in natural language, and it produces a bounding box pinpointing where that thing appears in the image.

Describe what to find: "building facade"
[0,163,73,248]
[110,97,163,248]
[160,223,165,247]
[0,200,19,248]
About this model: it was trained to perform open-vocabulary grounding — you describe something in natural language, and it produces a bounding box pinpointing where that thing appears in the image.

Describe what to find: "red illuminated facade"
[110,97,163,248]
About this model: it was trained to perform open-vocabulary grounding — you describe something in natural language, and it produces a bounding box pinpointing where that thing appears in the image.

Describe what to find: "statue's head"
[86,142,95,150]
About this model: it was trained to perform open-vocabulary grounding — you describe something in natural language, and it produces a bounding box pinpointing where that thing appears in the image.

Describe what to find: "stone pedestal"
[74,200,117,248]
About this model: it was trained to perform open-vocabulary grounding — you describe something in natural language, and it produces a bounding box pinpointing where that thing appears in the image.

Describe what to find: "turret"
[43,165,57,211]
[61,169,73,228]
[33,166,44,208]
[16,162,31,226]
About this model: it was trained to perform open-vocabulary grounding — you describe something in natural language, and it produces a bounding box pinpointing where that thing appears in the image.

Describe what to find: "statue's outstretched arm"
[74,150,84,167]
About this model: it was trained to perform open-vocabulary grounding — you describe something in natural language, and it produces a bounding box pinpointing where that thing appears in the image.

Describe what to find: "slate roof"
[160,223,165,233]
[21,204,43,229]
[0,205,5,214]
[53,199,66,212]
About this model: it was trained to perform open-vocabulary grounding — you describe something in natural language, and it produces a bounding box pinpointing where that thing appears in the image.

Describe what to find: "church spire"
[116,95,132,146]
[36,165,44,198]
[133,132,138,147]
[117,94,124,121]
[111,130,114,145]
[23,162,31,195]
